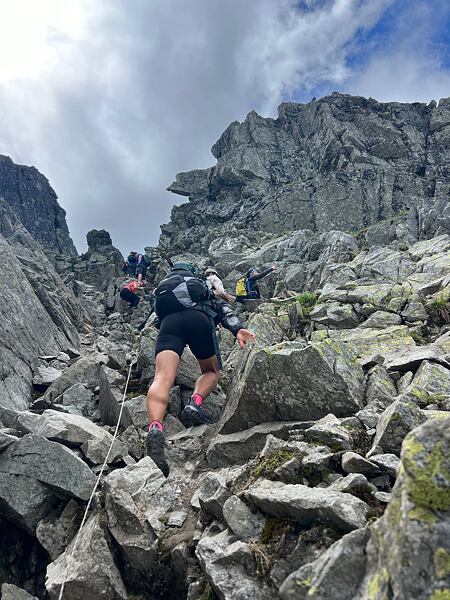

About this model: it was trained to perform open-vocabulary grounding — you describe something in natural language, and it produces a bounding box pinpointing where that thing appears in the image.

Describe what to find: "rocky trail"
[1,93,450,599]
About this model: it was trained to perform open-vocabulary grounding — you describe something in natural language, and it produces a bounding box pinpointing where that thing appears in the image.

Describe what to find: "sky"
[0,0,449,255]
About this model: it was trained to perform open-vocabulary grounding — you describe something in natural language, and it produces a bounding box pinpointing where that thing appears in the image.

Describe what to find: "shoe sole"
[180,405,211,427]
[146,432,169,477]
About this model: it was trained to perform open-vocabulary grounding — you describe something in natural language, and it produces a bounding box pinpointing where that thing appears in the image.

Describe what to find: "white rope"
[57,358,136,600]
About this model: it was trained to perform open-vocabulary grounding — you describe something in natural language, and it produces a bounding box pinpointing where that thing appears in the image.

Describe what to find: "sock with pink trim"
[149,420,163,432]
[191,393,204,406]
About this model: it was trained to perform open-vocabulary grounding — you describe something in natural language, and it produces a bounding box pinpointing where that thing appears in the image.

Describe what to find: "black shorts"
[155,310,216,360]
[120,288,140,307]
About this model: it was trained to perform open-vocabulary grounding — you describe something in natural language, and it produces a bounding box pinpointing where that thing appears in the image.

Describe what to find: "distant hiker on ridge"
[145,261,255,476]
[123,251,138,277]
[136,253,149,283]
[235,264,276,303]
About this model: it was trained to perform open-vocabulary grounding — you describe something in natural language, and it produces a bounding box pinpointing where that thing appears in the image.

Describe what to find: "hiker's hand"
[271,264,277,270]
[227,293,235,304]
[237,328,255,348]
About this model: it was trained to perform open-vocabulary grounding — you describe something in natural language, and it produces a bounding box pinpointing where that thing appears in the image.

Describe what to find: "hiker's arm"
[215,300,244,336]
[249,266,274,282]
[210,275,234,303]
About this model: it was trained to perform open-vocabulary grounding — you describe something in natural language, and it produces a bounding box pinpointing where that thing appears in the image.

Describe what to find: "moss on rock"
[435,548,450,579]
[367,568,389,600]
[403,437,450,512]
[253,450,294,479]
[429,590,450,600]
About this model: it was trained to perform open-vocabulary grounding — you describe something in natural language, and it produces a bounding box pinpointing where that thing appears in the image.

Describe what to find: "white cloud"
[241,0,394,114]
[348,1,450,103]
[0,0,446,254]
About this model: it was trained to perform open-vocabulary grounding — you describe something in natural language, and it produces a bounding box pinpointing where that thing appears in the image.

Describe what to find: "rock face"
[71,229,124,291]
[0,199,82,410]
[0,155,76,256]
[162,94,450,258]
[4,93,450,599]
[45,515,127,600]
[280,417,450,600]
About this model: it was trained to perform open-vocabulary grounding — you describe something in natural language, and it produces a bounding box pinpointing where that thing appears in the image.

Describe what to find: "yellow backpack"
[235,277,247,297]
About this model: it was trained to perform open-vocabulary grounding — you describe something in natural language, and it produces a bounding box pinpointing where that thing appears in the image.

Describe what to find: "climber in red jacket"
[120,280,143,308]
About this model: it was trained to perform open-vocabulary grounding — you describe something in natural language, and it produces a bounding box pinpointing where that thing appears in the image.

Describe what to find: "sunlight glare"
[0,0,87,81]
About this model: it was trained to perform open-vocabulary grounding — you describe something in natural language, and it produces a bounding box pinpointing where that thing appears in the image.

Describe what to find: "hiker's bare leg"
[195,356,220,399]
[147,350,180,423]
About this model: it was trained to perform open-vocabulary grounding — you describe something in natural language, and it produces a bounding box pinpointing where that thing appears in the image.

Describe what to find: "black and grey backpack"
[154,268,211,319]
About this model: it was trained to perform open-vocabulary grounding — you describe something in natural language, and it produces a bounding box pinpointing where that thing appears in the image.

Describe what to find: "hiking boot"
[146,427,169,477]
[180,398,211,428]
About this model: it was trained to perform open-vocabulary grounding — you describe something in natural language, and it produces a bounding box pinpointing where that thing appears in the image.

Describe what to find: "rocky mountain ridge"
[0,94,450,600]
[161,92,450,260]
[0,155,76,257]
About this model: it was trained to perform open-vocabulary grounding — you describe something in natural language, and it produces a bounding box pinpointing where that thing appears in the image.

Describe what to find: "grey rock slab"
[303,414,353,451]
[220,337,365,434]
[121,394,148,429]
[329,473,377,495]
[104,457,181,574]
[316,325,417,365]
[401,295,428,322]
[369,453,400,477]
[1,584,38,600]
[374,491,392,503]
[341,452,381,475]
[400,360,450,407]
[359,310,402,329]
[0,200,80,412]
[309,301,359,329]
[222,495,265,542]
[206,421,312,468]
[362,416,450,600]
[383,345,450,373]
[57,382,95,417]
[396,370,414,394]
[191,471,231,519]
[41,354,107,405]
[22,409,127,464]
[0,472,55,533]
[165,95,450,268]
[243,479,369,532]
[45,514,127,600]
[0,429,19,451]
[0,434,96,501]
[279,527,370,600]
[36,499,81,560]
[409,234,450,260]
[196,529,275,600]
[32,366,62,387]
[369,399,427,456]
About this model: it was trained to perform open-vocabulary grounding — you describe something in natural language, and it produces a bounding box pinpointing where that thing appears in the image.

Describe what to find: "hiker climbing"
[145,261,255,476]
[120,279,144,308]
[123,251,138,277]
[136,253,149,283]
[204,267,235,303]
[235,264,276,303]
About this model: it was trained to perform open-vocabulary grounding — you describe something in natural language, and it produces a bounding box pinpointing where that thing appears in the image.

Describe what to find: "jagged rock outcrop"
[0,155,76,256]
[162,93,450,261]
[0,199,82,410]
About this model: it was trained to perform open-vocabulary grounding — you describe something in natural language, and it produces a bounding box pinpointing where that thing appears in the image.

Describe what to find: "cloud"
[0,0,447,254]
[348,0,450,102]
